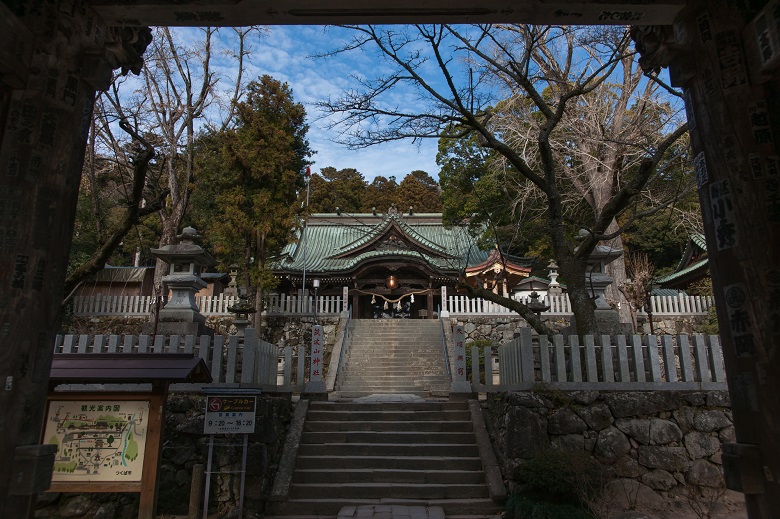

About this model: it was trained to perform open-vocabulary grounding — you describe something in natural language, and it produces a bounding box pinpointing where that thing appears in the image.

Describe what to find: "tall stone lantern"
[227,291,256,338]
[148,226,216,336]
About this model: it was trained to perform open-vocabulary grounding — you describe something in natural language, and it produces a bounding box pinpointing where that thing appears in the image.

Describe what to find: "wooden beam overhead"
[87,0,687,26]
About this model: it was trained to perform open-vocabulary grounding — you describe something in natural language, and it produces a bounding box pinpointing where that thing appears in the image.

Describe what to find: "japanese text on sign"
[204,395,257,434]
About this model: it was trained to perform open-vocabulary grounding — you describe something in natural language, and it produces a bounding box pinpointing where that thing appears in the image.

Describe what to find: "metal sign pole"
[238,433,249,519]
[202,434,215,519]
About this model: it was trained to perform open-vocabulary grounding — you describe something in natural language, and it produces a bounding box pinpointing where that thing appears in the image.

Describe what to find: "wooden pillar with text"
[638,2,780,516]
[0,5,151,515]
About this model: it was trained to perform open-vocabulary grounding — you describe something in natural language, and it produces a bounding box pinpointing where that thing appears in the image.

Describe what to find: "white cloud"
[254,25,442,180]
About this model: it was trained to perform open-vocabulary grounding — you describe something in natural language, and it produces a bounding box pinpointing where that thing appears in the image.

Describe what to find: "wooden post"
[636,2,780,516]
[188,464,204,519]
[0,5,151,515]
[0,4,104,515]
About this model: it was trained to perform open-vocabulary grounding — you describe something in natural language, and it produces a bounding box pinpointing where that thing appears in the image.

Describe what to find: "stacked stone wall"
[485,390,734,511]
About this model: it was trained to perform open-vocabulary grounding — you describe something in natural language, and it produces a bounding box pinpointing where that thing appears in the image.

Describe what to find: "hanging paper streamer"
[371,295,376,304]
[384,301,388,310]
[410,294,415,303]
[396,301,402,311]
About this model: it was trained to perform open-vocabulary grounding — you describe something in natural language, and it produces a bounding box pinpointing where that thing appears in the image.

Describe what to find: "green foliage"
[687,277,713,296]
[308,167,367,213]
[531,384,571,409]
[505,495,595,519]
[686,277,718,335]
[306,169,442,215]
[397,170,442,212]
[361,175,399,212]
[437,129,558,260]
[515,448,609,507]
[700,306,719,335]
[188,75,312,294]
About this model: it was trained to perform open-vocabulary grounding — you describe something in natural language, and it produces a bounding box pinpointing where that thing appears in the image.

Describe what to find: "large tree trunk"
[153,214,179,289]
[602,223,632,325]
[558,257,597,336]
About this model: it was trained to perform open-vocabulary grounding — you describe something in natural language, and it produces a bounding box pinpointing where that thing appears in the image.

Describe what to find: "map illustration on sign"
[43,400,150,482]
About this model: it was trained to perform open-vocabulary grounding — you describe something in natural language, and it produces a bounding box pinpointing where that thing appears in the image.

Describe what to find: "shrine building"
[271,207,534,319]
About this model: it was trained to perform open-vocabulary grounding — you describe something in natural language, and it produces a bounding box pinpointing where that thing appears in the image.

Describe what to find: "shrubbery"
[506,448,610,519]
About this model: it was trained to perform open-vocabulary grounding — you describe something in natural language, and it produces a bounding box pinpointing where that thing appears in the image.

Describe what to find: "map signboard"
[43,400,150,483]
[204,395,257,434]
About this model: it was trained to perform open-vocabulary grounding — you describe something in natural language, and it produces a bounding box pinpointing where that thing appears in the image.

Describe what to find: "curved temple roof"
[273,212,487,279]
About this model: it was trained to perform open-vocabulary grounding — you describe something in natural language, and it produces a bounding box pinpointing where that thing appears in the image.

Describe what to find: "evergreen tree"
[360,175,399,212]
[189,75,312,322]
[396,170,443,212]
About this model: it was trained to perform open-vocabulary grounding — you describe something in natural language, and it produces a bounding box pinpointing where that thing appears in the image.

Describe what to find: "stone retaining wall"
[35,394,293,519]
[485,390,734,510]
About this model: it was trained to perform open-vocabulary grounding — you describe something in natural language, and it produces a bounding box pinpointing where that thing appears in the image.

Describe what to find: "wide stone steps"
[305,409,470,421]
[337,319,448,395]
[305,420,472,432]
[293,469,487,485]
[294,456,482,471]
[336,375,449,384]
[274,498,500,516]
[301,430,477,444]
[297,442,479,457]
[270,400,501,517]
[289,483,490,500]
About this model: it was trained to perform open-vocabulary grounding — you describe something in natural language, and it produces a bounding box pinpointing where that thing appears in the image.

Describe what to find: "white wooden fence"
[465,330,727,391]
[446,293,715,318]
[52,330,310,392]
[265,294,344,316]
[70,293,344,318]
[446,294,573,316]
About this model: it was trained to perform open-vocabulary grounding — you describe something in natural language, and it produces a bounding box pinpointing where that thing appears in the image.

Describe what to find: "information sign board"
[43,399,150,483]
[204,395,257,434]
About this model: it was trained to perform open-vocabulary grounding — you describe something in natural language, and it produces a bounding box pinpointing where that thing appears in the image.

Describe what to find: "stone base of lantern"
[594,307,633,336]
[143,319,213,337]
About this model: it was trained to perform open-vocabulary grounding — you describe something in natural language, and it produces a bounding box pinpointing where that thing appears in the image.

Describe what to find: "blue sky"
[230,25,442,181]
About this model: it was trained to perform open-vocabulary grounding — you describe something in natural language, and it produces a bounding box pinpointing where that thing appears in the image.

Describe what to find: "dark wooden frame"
[43,387,167,519]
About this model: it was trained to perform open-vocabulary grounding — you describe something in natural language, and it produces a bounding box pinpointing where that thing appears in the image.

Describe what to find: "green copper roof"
[273,213,485,276]
[656,258,709,284]
[690,233,707,251]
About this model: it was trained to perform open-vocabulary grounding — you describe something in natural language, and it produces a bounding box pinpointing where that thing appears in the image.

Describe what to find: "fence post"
[451,325,471,394]
[539,335,551,383]
[520,328,534,383]
[304,325,326,395]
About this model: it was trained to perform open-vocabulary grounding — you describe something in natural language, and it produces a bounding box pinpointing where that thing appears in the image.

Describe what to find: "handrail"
[438,305,451,376]
[336,306,353,377]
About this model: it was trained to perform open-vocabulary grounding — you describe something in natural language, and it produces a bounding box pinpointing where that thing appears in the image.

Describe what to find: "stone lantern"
[147,226,216,336]
[527,291,550,316]
[227,291,256,338]
[574,229,631,334]
[547,260,562,296]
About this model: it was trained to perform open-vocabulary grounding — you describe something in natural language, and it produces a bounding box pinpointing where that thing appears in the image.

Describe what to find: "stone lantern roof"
[150,226,216,270]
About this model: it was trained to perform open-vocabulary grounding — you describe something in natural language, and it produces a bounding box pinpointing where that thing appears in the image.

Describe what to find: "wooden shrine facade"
[272,210,507,319]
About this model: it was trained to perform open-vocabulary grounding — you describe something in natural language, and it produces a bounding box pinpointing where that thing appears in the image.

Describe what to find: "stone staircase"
[335,319,451,397]
[268,400,503,518]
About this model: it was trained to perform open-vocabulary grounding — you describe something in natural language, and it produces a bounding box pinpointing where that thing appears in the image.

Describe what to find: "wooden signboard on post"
[43,392,164,515]
[45,354,211,519]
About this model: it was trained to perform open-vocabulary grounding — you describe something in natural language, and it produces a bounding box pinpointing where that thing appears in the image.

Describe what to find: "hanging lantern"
[410,294,415,303]
[386,275,398,289]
